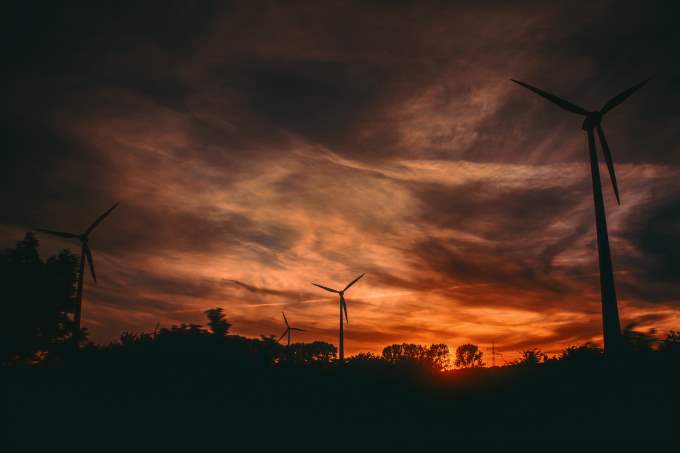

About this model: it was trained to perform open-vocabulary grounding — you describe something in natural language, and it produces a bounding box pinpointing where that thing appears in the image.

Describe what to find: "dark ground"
[5,352,678,448]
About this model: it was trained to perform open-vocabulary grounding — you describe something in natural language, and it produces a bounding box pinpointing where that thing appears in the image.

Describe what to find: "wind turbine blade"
[343,273,365,292]
[340,295,349,325]
[312,283,340,293]
[511,79,589,115]
[282,312,289,327]
[596,125,621,205]
[291,328,305,332]
[277,330,288,343]
[34,228,79,239]
[83,243,97,283]
[600,79,650,114]
[86,202,120,235]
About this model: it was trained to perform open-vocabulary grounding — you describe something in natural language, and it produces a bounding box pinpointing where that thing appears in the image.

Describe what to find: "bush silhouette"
[509,348,548,367]
[559,342,603,366]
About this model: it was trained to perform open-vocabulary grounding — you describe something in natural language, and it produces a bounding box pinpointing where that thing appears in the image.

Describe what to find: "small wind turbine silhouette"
[277,312,305,347]
[488,342,504,368]
[312,273,364,362]
[35,202,119,345]
[511,78,649,355]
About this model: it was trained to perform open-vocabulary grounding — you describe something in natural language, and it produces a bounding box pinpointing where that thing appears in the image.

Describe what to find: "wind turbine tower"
[511,78,649,356]
[312,273,365,362]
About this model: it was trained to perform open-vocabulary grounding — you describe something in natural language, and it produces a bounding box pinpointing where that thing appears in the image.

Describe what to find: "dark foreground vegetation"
[4,234,680,448]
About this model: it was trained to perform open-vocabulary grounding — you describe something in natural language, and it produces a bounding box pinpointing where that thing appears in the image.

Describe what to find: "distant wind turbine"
[511,78,649,355]
[489,342,504,368]
[312,273,365,362]
[277,312,305,347]
[35,202,120,345]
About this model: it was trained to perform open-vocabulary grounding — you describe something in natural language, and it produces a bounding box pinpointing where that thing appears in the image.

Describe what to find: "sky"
[3,0,680,359]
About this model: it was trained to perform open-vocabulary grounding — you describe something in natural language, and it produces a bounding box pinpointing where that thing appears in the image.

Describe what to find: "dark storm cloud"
[629,197,680,283]
[106,204,300,256]
[1,111,119,228]
[403,179,596,301]
[4,1,219,74]
[615,183,680,303]
[412,181,589,243]
[230,59,384,148]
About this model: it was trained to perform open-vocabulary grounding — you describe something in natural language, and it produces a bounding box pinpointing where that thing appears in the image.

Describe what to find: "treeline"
[11,298,680,376]
[3,232,680,370]
[84,308,680,371]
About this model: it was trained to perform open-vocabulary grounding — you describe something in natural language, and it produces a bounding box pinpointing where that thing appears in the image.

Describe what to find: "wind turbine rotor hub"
[582,111,603,130]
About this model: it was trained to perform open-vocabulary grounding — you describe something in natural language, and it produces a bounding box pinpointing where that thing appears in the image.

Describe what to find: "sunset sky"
[3,1,680,359]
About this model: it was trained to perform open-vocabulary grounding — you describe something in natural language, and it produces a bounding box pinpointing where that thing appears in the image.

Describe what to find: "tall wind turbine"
[277,312,305,347]
[511,78,649,355]
[35,202,119,345]
[312,273,365,362]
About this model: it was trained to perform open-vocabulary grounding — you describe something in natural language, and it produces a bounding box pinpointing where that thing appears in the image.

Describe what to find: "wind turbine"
[488,342,504,368]
[312,273,364,362]
[35,202,119,345]
[511,78,649,355]
[277,312,305,347]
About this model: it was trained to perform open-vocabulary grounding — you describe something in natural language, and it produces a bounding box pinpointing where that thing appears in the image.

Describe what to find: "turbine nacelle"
[582,111,603,130]
[311,273,364,325]
[278,312,305,345]
[34,202,120,284]
[511,78,649,206]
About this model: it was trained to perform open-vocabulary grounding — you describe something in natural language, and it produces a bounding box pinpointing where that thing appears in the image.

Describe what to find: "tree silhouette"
[204,307,232,336]
[425,343,450,371]
[1,232,78,364]
[510,348,548,367]
[560,342,603,366]
[621,322,657,357]
[454,343,484,368]
[119,331,154,346]
[258,334,285,363]
[348,352,379,362]
[289,341,337,364]
[381,343,450,371]
[658,330,680,359]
